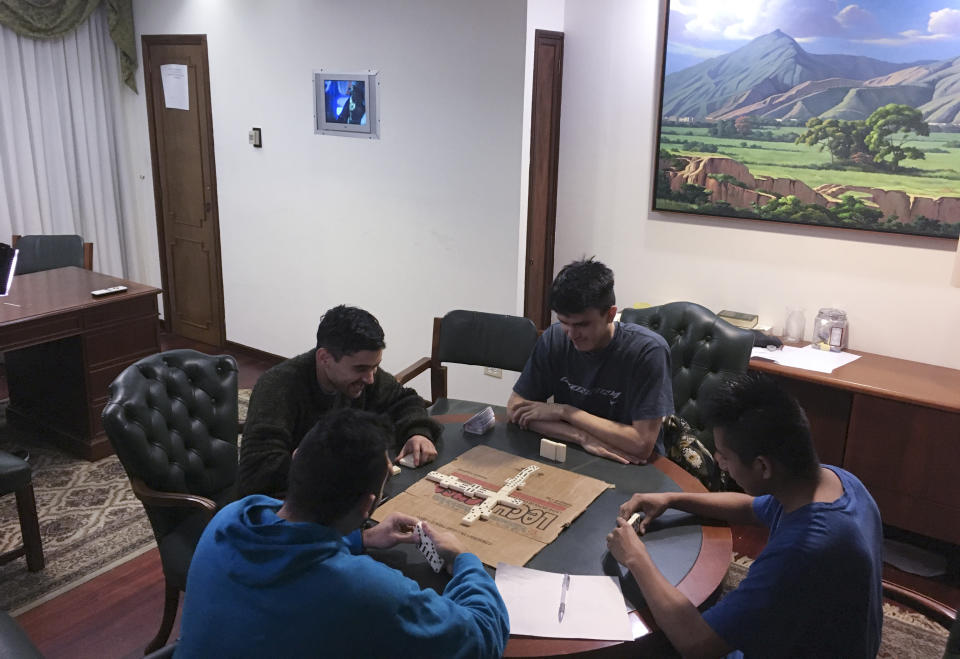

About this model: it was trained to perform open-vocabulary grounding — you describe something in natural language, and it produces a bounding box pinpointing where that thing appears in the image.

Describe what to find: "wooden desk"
[750,349,960,544]
[385,409,731,657]
[0,267,161,460]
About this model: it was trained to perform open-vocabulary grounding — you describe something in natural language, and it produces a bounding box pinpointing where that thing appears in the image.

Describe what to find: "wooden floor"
[8,333,960,657]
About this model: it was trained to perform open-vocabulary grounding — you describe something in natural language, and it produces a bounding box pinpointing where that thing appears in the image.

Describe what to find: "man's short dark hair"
[549,258,615,315]
[285,409,391,525]
[315,305,386,359]
[701,372,819,479]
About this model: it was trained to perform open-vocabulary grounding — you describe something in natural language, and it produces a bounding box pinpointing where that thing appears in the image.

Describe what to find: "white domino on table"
[539,438,567,463]
[426,465,539,526]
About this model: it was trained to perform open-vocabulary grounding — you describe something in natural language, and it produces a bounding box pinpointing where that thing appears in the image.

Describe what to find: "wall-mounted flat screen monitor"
[0,244,18,296]
[314,70,380,139]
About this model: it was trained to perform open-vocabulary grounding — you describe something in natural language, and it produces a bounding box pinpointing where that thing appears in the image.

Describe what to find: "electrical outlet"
[483,366,502,379]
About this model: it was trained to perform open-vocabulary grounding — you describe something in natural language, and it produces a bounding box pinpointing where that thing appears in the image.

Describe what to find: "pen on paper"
[557,573,570,623]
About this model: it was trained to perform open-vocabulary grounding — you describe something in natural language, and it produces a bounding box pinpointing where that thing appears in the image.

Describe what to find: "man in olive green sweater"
[238,305,441,498]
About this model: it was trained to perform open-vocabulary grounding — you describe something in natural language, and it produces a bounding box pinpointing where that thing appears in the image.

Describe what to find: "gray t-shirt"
[513,322,674,452]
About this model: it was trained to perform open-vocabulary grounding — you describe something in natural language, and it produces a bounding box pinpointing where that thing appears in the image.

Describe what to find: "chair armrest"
[883,579,956,628]
[130,477,218,522]
[395,356,431,385]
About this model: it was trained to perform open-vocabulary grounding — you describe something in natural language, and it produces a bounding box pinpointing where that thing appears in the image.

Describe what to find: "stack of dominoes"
[539,438,566,463]
[413,521,444,572]
[463,406,496,435]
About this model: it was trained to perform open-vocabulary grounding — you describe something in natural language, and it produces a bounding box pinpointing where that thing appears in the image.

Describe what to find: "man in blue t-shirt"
[177,409,509,659]
[509,258,673,464]
[606,372,883,658]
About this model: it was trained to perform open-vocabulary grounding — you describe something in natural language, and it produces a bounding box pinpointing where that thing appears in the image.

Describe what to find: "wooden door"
[143,35,225,346]
[523,30,564,330]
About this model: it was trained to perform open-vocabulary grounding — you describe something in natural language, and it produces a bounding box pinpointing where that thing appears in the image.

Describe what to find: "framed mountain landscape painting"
[654,1,960,238]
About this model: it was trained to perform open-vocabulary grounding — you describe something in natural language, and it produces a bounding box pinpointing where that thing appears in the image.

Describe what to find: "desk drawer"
[83,295,158,328]
[0,314,82,351]
[845,394,960,542]
[84,316,160,367]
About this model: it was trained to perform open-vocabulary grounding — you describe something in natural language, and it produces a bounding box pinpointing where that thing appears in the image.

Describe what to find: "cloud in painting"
[835,4,883,37]
[928,8,960,36]
[860,6,960,45]
[672,0,878,42]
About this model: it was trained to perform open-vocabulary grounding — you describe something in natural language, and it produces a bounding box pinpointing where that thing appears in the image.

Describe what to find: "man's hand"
[509,400,566,429]
[606,517,648,568]
[618,492,672,534]
[421,521,467,574]
[580,433,639,464]
[362,512,419,550]
[397,435,437,467]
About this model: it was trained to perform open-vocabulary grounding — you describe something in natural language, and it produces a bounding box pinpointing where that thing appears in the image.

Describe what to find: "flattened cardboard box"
[373,445,612,568]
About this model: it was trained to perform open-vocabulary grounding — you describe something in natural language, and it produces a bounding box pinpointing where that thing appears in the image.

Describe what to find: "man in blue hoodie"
[177,409,509,658]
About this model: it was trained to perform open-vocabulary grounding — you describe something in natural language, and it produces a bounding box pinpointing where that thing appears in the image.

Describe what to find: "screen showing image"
[0,245,18,296]
[324,79,367,126]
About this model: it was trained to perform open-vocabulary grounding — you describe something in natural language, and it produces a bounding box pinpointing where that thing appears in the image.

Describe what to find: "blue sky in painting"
[665,0,960,73]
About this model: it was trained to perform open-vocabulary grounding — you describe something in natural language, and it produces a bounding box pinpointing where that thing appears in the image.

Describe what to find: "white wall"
[123,0,529,402]
[555,0,960,370]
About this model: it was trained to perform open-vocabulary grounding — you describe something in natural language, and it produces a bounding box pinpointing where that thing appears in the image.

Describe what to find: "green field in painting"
[659,126,960,198]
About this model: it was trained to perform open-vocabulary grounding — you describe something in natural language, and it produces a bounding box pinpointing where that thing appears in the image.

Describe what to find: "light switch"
[249,127,262,148]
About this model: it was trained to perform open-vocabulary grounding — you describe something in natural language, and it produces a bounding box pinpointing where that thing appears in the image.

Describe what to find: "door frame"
[142,34,226,345]
[523,29,564,330]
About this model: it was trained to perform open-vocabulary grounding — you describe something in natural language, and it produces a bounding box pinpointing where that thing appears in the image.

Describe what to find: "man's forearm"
[625,549,729,659]
[562,407,657,460]
[662,491,758,525]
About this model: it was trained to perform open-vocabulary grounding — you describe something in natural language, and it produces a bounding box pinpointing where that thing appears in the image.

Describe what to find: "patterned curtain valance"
[0,0,137,92]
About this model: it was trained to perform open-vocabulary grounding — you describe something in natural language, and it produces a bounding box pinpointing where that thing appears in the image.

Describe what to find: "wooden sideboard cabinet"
[750,349,960,545]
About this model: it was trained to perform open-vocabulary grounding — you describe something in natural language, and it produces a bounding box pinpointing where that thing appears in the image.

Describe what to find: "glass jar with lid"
[813,308,848,352]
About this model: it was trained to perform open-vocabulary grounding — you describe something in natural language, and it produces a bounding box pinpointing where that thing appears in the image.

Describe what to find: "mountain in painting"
[661,30,960,123]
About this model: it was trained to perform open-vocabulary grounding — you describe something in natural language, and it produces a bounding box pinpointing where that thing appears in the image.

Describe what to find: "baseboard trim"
[223,340,286,365]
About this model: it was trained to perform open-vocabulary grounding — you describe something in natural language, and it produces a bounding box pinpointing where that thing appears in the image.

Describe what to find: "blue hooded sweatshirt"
[176,495,509,658]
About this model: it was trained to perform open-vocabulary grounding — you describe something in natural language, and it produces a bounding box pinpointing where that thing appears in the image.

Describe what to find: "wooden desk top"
[751,346,960,413]
[0,267,160,326]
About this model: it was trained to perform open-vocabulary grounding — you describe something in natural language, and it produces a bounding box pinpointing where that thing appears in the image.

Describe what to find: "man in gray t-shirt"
[508,259,673,464]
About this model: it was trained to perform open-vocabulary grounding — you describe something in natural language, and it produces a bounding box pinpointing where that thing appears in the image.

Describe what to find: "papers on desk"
[495,563,635,641]
[751,344,861,374]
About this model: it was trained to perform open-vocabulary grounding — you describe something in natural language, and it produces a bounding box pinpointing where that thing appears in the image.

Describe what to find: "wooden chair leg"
[145,582,180,655]
[15,483,44,572]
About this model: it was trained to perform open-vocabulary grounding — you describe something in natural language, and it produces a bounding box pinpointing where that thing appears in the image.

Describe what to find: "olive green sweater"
[238,351,440,498]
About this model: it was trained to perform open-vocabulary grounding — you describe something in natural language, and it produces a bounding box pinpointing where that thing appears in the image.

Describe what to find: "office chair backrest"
[436,310,539,373]
[12,234,92,274]
[102,349,239,537]
[620,302,754,452]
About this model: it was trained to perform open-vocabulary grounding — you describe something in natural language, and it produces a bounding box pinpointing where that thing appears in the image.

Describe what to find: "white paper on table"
[160,64,189,111]
[495,563,634,641]
[751,344,861,374]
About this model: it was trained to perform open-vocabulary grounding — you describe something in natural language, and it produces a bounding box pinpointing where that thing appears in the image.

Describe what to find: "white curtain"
[0,6,137,277]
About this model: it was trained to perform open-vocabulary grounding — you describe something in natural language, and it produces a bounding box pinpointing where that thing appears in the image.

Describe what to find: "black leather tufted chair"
[396,310,540,413]
[620,302,754,454]
[102,349,239,654]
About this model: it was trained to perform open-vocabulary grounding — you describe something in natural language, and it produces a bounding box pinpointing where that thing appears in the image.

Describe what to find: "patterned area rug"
[0,390,253,615]
[723,556,950,658]
[0,426,153,614]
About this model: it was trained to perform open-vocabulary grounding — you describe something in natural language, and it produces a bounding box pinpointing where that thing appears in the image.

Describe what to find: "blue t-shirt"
[513,322,673,451]
[703,466,883,659]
